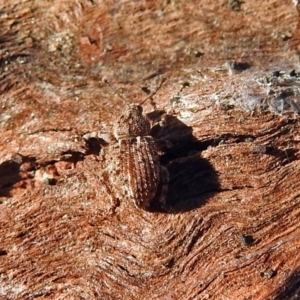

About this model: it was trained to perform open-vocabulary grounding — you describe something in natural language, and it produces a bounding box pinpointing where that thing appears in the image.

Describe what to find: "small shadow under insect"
[147,112,219,213]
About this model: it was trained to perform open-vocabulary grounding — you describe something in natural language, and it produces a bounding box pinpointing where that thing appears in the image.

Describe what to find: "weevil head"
[113,104,151,138]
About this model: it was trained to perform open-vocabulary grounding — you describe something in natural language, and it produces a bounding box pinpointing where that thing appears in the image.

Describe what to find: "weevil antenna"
[139,77,166,107]
[102,78,126,103]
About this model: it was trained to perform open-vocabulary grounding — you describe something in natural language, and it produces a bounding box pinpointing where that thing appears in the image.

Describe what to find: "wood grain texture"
[0,0,300,299]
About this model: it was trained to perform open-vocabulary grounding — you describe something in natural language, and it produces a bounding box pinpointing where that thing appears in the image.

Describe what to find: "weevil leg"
[100,171,120,215]
[159,165,169,210]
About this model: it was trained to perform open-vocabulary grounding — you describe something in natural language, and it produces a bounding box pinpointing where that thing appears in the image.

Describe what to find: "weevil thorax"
[113,104,151,139]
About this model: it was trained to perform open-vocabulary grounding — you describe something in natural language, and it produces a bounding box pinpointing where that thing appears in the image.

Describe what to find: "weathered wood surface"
[1,0,300,299]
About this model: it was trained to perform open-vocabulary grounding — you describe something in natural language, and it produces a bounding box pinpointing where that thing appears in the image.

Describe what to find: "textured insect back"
[118,135,161,209]
[99,78,168,211]
[109,104,161,209]
[113,104,151,138]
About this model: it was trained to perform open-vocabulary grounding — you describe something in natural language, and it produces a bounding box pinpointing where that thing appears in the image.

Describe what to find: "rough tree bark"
[0,0,300,299]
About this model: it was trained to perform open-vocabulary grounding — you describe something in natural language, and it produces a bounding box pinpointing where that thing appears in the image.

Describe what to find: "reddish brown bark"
[1,0,300,299]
